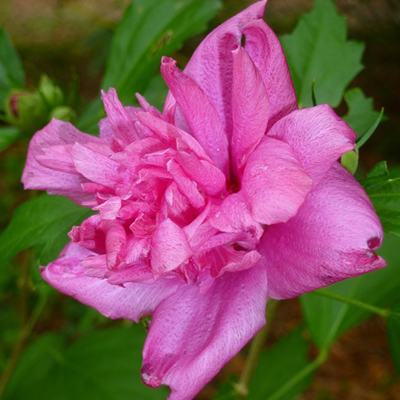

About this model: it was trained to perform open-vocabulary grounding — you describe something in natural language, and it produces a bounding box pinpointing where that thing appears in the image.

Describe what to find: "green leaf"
[76,97,103,133]
[0,194,93,266]
[212,379,239,400]
[361,162,400,236]
[0,30,25,109]
[4,326,166,400]
[0,126,20,152]
[356,108,384,148]
[280,0,364,108]
[365,160,389,181]
[248,326,312,400]
[103,0,221,103]
[302,233,400,349]
[301,278,357,349]
[387,310,400,374]
[343,88,382,142]
[143,74,169,111]
[77,0,221,133]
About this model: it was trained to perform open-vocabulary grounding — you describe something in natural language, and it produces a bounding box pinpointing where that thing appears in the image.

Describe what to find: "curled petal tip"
[141,364,162,388]
[231,45,241,55]
[161,57,179,78]
[161,56,175,65]
[368,236,382,250]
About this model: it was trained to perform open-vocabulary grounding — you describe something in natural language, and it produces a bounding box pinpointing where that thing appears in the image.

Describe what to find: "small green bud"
[50,106,77,123]
[341,147,359,175]
[4,75,74,135]
[4,90,48,135]
[38,75,65,109]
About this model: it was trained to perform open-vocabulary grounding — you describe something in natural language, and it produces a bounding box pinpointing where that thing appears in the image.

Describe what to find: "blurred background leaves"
[3,325,168,400]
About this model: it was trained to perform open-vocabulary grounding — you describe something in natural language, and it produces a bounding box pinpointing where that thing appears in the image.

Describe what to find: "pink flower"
[22,1,385,398]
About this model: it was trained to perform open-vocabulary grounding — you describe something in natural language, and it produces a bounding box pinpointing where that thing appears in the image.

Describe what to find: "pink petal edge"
[241,136,313,225]
[261,163,386,299]
[41,242,182,321]
[142,263,268,400]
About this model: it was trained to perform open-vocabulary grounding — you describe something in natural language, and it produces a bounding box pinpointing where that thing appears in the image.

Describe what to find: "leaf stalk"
[311,289,391,318]
[235,298,279,398]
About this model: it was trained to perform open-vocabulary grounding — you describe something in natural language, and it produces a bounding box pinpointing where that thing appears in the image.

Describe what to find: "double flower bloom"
[22,1,385,399]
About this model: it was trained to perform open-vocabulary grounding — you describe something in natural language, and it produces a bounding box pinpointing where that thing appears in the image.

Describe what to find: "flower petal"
[167,159,205,209]
[178,0,267,136]
[136,111,213,163]
[69,214,105,252]
[101,88,140,145]
[151,219,193,277]
[176,151,226,196]
[141,263,268,400]
[22,119,108,204]
[209,193,263,240]
[99,105,142,144]
[104,220,126,270]
[231,46,269,173]
[161,57,229,176]
[198,245,262,278]
[71,142,135,196]
[162,182,194,226]
[267,105,356,185]
[261,163,386,299]
[243,19,297,129]
[41,242,182,321]
[241,136,313,225]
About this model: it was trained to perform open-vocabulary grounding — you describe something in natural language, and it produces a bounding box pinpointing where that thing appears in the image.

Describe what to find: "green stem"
[235,299,279,398]
[311,289,390,318]
[267,348,329,400]
[0,291,47,398]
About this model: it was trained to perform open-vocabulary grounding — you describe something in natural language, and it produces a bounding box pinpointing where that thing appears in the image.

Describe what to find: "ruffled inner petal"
[161,57,230,176]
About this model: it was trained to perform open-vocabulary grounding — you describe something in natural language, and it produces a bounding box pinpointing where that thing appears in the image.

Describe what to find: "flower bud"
[38,75,65,109]
[4,90,48,135]
[341,148,359,175]
[50,106,77,123]
[4,75,73,136]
